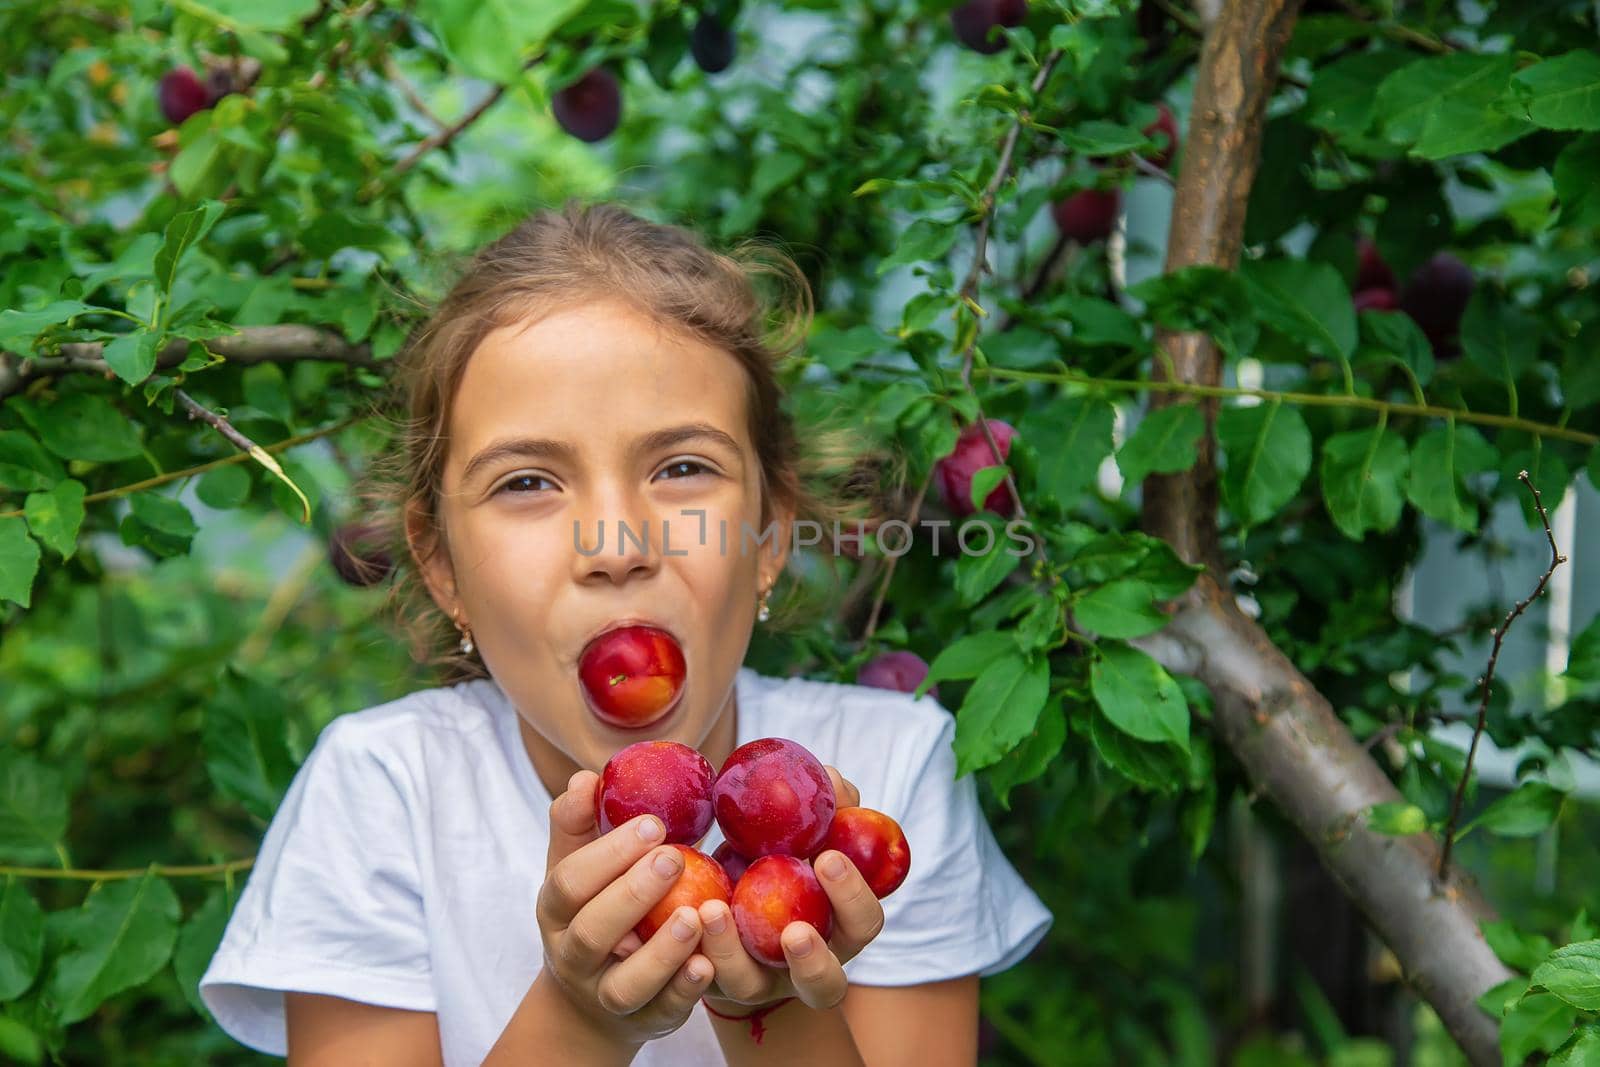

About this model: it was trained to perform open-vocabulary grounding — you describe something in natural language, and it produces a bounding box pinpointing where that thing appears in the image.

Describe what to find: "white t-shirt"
[199,665,1052,1065]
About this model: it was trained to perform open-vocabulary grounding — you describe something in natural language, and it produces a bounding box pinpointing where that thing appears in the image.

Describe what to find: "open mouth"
[576,623,687,730]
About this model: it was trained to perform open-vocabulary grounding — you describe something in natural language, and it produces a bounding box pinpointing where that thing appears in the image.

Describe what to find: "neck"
[516,684,741,801]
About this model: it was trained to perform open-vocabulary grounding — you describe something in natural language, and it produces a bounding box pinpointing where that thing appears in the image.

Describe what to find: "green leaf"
[0,516,41,608]
[8,393,144,462]
[1059,297,1143,348]
[877,218,960,275]
[172,890,230,1021]
[1056,120,1148,155]
[1464,781,1566,838]
[1303,50,1416,142]
[1217,401,1312,528]
[242,362,293,426]
[1553,136,1600,228]
[1022,394,1116,508]
[204,668,298,821]
[0,300,95,351]
[100,329,161,385]
[1364,802,1428,835]
[952,517,1024,606]
[154,201,225,299]
[196,463,252,510]
[1375,53,1533,158]
[418,0,589,82]
[1091,643,1190,751]
[812,324,883,373]
[1359,308,1435,387]
[953,652,1050,776]
[1460,289,1538,385]
[119,491,198,558]
[1550,1025,1600,1066]
[1117,403,1205,486]
[969,465,1009,515]
[1075,579,1168,639]
[1320,425,1409,540]
[920,630,1020,696]
[983,699,1066,810]
[1406,423,1496,533]
[182,0,319,30]
[1481,918,1555,973]
[22,478,85,560]
[1498,991,1579,1065]
[1129,266,1258,360]
[1567,614,1600,687]
[1088,701,1186,793]
[1241,258,1357,361]
[47,872,181,1025]
[1509,51,1600,131]
[0,878,45,1000]
[0,1016,43,1066]
[0,752,68,864]
[0,431,65,493]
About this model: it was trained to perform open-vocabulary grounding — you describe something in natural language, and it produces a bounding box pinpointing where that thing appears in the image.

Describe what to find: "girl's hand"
[534,770,713,1046]
[695,766,883,1013]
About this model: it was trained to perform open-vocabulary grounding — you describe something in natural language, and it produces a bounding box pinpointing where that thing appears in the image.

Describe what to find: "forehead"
[448,299,752,460]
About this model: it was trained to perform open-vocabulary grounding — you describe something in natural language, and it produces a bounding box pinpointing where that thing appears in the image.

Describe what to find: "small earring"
[756,588,771,623]
[457,619,475,655]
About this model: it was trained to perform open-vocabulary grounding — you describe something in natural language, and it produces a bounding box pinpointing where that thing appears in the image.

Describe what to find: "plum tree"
[934,419,1017,518]
[157,67,210,126]
[1050,187,1121,244]
[690,13,736,73]
[552,67,623,142]
[949,0,1027,54]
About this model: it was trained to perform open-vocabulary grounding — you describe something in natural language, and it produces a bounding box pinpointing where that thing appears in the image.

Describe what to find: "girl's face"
[410,297,791,778]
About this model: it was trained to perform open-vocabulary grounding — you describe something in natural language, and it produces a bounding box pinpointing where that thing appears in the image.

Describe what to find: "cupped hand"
[534,770,714,1045]
[694,765,883,1013]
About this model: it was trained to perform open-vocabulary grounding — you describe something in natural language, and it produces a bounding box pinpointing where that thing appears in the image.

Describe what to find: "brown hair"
[355,199,903,684]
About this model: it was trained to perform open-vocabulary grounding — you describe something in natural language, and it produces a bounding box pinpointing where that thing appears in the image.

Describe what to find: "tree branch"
[1437,471,1566,879]
[0,324,377,401]
[1134,1,1510,1062]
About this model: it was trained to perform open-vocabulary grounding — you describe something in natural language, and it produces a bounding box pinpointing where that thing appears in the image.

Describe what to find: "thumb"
[546,769,600,868]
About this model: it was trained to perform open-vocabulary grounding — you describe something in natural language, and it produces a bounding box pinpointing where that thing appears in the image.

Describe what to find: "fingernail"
[705,907,728,934]
[653,849,681,877]
[671,914,697,941]
[788,933,814,958]
[820,853,846,879]
[686,965,707,984]
[638,817,664,842]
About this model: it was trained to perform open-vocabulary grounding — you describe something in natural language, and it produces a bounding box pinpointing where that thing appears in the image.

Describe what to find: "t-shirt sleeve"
[198,717,435,1056]
[842,709,1052,987]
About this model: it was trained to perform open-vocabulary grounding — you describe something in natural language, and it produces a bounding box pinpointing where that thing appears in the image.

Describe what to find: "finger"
[694,899,772,1004]
[609,930,644,961]
[593,906,706,1016]
[546,770,602,870]
[812,850,884,964]
[557,844,685,974]
[823,766,861,809]
[781,921,848,1010]
[538,813,668,928]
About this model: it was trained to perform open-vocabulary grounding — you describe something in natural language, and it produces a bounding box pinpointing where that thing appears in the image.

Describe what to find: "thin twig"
[0,416,366,520]
[385,55,448,132]
[1436,472,1566,880]
[175,390,313,524]
[0,857,255,882]
[861,470,934,642]
[974,366,1600,448]
[1131,153,1177,186]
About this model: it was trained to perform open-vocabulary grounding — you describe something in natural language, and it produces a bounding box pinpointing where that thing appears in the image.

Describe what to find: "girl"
[198,201,1051,1065]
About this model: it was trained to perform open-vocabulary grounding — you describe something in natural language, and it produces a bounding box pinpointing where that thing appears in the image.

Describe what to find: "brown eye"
[658,460,711,481]
[497,474,554,495]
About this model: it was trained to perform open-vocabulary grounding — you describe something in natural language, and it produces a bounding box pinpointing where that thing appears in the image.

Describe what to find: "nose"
[571,482,664,586]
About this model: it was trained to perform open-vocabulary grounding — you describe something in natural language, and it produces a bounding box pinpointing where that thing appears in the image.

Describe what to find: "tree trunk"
[1133,1,1513,1063]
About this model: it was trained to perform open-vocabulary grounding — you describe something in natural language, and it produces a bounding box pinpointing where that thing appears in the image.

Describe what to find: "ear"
[404,496,460,621]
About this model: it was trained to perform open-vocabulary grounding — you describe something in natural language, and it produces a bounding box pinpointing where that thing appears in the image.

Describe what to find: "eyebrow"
[460,422,743,486]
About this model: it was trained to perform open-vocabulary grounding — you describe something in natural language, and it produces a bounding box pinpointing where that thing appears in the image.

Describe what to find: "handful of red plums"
[593,737,911,968]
